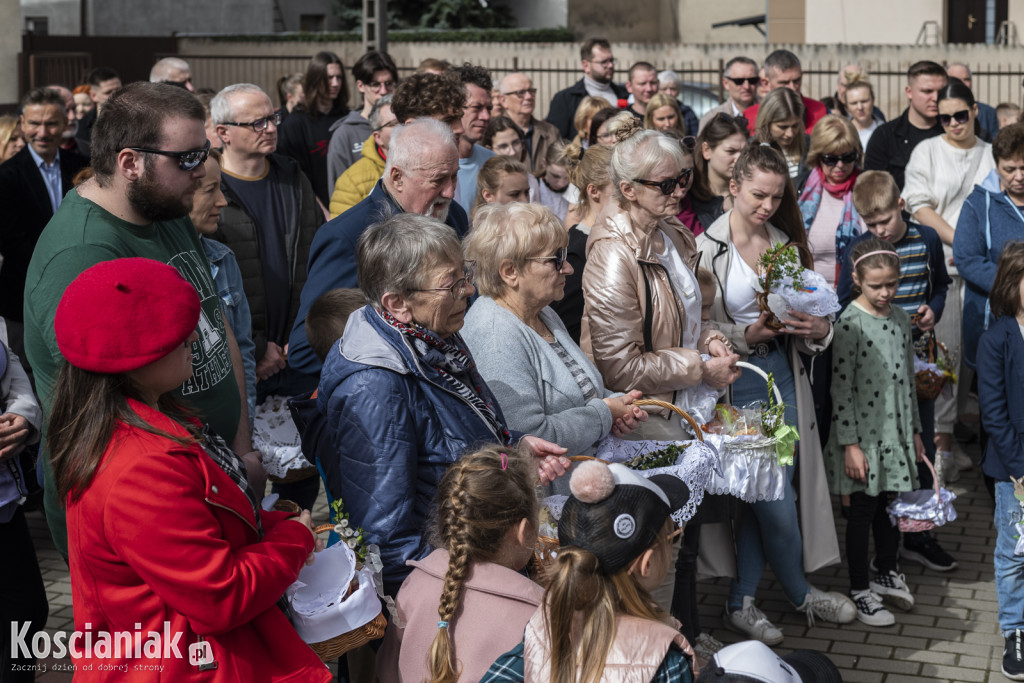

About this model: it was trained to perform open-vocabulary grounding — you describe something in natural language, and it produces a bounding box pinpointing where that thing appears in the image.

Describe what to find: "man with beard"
[546,38,628,140]
[287,118,465,374]
[23,82,257,559]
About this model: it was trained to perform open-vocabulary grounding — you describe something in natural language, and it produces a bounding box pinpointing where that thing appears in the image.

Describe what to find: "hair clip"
[500,452,508,471]
[438,620,449,629]
[577,145,585,161]
[759,142,772,147]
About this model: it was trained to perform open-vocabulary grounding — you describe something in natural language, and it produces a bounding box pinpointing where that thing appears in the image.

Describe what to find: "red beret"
[55,258,202,373]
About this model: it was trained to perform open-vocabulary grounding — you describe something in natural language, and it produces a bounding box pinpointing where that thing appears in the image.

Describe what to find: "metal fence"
[182,53,1024,123]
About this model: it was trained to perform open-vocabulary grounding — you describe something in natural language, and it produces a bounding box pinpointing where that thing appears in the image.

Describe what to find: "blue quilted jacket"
[317,306,512,595]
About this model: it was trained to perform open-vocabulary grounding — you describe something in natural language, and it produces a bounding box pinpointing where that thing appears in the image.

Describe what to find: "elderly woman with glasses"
[581,120,740,443]
[317,213,568,596]
[461,203,648,456]
[797,114,865,286]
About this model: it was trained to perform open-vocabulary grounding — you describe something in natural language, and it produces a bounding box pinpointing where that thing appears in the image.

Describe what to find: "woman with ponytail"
[481,459,696,683]
[377,445,543,683]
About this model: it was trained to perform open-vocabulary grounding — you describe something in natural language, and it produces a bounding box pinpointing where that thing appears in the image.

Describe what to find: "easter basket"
[286,520,388,662]
[885,457,957,533]
[755,243,840,330]
[253,395,318,484]
[913,333,955,402]
[703,362,797,503]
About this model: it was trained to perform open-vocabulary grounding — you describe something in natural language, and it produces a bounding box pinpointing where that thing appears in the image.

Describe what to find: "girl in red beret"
[48,258,331,682]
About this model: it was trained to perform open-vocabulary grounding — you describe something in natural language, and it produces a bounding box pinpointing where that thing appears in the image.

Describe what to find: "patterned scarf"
[201,425,263,538]
[799,166,863,261]
[378,308,511,445]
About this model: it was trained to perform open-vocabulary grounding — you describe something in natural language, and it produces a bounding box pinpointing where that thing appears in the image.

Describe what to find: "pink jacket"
[377,549,544,683]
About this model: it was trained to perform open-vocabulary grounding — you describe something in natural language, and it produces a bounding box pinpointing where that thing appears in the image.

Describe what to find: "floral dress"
[825,302,921,496]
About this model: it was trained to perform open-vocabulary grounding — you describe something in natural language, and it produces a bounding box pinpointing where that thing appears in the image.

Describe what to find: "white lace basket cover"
[886,488,957,529]
[576,433,722,526]
[286,541,382,644]
[252,395,316,480]
[703,361,788,503]
[765,270,842,322]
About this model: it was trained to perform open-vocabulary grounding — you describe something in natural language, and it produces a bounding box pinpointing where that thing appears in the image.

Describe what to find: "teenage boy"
[836,170,956,573]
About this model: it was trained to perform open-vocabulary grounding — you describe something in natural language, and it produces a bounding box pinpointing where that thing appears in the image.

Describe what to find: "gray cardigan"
[462,297,614,455]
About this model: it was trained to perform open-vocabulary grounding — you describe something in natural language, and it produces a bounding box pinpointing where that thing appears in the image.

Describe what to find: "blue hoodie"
[316,306,513,595]
[953,170,1024,368]
[977,314,1024,481]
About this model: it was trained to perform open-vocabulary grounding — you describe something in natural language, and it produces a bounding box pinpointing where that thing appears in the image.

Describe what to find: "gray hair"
[149,57,191,83]
[357,212,464,307]
[210,83,267,125]
[385,117,457,176]
[764,49,801,76]
[657,70,681,88]
[724,56,758,77]
[369,94,393,130]
[610,129,688,203]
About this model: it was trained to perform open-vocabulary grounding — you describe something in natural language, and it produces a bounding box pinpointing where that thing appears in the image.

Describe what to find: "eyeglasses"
[820,151,858,167]
[366,79,395,91]
[220,112,283,133]
[126,139,211,171]
[938,109,971,127]
[588,58,616,67]
[725,76,760,87]
[502,87,537,99]
[633,168,693,195]
[373,119,399,132]
[527,247,568,271]
[411,261,476,300]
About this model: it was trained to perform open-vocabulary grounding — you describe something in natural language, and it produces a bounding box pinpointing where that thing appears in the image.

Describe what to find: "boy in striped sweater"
[836,169,955,573]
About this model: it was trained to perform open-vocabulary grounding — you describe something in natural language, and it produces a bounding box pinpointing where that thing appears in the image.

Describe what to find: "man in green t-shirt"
[24,82,258,558]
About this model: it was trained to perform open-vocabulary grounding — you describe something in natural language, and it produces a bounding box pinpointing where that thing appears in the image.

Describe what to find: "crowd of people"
[0,41,1023,683]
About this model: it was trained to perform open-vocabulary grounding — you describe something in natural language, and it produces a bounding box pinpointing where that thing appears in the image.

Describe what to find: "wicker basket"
[293,523,388,662]
[633,399,705,442]
[915,334,947,401]
[891,458,942,533]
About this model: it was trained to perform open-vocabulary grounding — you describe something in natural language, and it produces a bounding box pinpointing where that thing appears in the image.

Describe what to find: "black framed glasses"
[938,109,971,127]
[502,87,537,99]
[633,168,693,196]
[411,261,476,300]
[126,139,211,171]
[527,247,568,271]
[725,76,760,87]
[820,151,858,167]
[220,112,283,133]
[373,119,399,133]
[366,79,395,91]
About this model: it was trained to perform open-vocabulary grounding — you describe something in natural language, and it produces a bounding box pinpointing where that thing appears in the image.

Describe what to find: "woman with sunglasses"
[798,115,865,286]
[581,120,740,442]
[902,78,994,486]
[462,202,648,457]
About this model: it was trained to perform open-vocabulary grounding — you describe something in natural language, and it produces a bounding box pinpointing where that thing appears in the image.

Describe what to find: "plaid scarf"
[201,425,263,538]
[378,308,511,445]
[799,166,863,261]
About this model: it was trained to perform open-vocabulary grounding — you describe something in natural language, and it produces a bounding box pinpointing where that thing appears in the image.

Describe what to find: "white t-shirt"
[726,243,763,325]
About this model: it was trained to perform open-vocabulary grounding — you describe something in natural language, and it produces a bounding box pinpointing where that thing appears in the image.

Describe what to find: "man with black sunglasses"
[23,82,258,560]
[864,61,947,190]
[698,56,759,133]
[211,83,324,408]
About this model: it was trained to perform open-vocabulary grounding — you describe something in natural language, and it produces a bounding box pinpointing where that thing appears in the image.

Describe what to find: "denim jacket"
[202,237,257,422]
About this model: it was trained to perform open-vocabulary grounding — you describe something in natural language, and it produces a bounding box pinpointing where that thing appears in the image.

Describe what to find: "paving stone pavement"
[25,436,1004,681]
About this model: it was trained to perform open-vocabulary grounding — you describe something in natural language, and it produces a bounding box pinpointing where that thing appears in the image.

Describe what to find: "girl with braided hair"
[376,445,543,683]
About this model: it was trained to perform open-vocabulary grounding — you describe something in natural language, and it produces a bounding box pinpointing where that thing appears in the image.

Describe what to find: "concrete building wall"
[676,0,766,44]
[567,0,678,41]
[279,0,339,32]
[508,0,568,29]
[0,0,20,103]
[21,0,78,34]
[86,0,273,36]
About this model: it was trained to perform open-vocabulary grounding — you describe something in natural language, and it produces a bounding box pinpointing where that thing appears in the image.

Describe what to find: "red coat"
[66,399,331,682]
[744,94,828,135]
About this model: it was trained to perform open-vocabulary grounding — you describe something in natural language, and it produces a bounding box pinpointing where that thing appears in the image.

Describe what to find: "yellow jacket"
[328,135,384,218]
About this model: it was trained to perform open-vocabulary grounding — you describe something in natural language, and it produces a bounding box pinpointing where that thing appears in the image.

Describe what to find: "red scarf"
[822,167,859,198]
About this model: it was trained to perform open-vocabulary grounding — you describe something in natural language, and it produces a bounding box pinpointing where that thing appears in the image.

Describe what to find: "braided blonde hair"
[427,445,538,683]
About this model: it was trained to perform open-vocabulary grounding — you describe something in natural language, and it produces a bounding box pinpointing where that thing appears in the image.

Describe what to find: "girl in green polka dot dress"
[826,237,927,627]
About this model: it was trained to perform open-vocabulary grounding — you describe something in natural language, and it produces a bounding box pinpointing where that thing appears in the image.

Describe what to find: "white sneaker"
[796,585,857,625]
[951,445,973,471]
[724,596,784,645]
[936,450,960,483]
[851,589,895,626]
[869,570,915,611]
[692,632,724,670]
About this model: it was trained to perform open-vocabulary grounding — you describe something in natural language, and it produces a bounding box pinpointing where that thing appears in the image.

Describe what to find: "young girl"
[689,112,749,230]
[756,88,808,187]
[483,116,527,162]
[696,140,852,644]
[481,459,696,683]
[826,238,925,627]
[377,445,543,683]
[532,143,570,222]
[49,258,328,681]
[976,241,1024,679]
[472,156,530,217]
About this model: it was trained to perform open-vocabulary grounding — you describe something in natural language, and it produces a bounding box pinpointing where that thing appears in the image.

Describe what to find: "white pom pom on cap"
[569,460,616,504]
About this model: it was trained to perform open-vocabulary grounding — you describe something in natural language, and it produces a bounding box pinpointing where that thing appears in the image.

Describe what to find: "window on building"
[300,14,326,31]
[25,16,49,35]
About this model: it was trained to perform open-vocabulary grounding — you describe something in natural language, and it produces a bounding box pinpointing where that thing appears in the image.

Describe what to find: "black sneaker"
[902,532,958,572]
[1004,629,1024,680]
